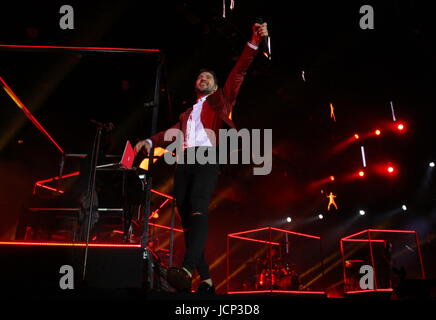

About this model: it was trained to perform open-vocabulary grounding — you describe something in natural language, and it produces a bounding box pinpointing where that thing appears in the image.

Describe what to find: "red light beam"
[0,76,64,154]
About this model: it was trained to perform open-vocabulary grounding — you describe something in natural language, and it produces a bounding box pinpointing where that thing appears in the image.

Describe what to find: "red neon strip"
[367,230,378,289]
[341,229,368,241]
[29,208,123,212]
[346,289,393,294]
[0,241,141,248]
[29,208,78,211]
[227,235,280,246]
[0,44,160,53]
[227,227,270,237]
[0,76,64,154]
[159,198,171,208]
[340,239,347,293]
[343,229,417,241]
[226,237,230,294]
[36,171,80,184]
[227,290,325,295]
[35,183,64,194]
[342,239,386,243]
[149,222,184,233]
[367,229,416,234]
[151,189,174,200]
[270,227,321,239]
[415,233,426,280]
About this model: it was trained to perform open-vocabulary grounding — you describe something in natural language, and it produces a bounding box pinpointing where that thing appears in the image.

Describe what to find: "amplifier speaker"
[0,242,144,290]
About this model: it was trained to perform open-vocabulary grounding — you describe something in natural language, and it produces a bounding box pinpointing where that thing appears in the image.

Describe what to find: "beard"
[195,82,216,95]
[195,87,215,95]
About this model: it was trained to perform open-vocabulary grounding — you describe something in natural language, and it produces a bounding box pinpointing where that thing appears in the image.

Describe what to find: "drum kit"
[254,257,300,290]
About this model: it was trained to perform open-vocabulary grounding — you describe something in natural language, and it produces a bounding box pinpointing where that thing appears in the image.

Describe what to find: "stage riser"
[0,244,143,289]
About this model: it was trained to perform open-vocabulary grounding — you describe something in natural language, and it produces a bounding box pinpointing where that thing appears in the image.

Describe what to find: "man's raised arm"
[222,22,269,111]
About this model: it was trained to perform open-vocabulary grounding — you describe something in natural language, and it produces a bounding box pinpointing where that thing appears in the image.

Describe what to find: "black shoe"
[167,267,192,292]
[196,282,215,294]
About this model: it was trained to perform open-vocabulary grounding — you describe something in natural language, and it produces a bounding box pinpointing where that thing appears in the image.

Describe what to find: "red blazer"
[150,43,258,148]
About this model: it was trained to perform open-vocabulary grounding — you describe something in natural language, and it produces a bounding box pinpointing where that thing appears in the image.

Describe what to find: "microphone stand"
[81,124,103,282]
[141,54,164,290]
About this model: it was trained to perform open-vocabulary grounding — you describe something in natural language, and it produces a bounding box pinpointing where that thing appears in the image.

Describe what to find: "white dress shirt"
[184,96,213,148]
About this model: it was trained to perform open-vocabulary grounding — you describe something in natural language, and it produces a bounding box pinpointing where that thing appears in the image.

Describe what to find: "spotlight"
[359,210,366,216]
[152,212,159,219]
[402,205,407,211]
[375,129,381,136]
[330,176,335,181]
[387,166,395,174]
[358,170,365,177]
[318,214,324,220]
[397,123,405,131]
[286,217,292,223]
[354,134,359,140]
[430,162,435,168]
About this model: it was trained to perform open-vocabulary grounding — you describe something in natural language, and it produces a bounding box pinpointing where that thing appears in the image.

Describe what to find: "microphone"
[255,17,271,60]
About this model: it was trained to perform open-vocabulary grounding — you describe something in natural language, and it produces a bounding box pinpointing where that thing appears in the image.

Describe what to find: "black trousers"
[174,147,220,280]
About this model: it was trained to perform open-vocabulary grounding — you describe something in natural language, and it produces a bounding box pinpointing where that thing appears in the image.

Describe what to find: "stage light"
[318,214,324,220]
[397,123,405,131]
[358,170,365,177]
[374,163,398,176]
[375,129,381,136]
[330,176,335,181]
[430,162,435,168]
[359,210,366,216]
[354,134,359,140]
[152,212,159,219]
[286,217,292,223]
[402,205,407,211]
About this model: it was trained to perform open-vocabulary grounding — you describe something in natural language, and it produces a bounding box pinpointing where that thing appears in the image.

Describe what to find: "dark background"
[0,0,435,294]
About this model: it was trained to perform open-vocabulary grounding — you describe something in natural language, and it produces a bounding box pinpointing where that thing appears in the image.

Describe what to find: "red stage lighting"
[358,170,365,177]
[330,176,335,181]
[374,162,398,176]
[375,129,381,136]
[397,123,405,131]
[354,134,359,140]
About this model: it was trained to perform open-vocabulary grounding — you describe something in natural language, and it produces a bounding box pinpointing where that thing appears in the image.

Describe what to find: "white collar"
[197,96,207,103]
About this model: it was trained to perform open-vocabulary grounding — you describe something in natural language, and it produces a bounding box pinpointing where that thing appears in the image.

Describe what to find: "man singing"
[135,22,269,293]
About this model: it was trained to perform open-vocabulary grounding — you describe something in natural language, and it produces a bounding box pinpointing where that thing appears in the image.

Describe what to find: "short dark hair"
[197,68,219,87]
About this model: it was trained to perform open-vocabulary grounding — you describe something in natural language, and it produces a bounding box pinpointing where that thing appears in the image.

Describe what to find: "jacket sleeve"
[149,120,182,149]
[222,43,258,114]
